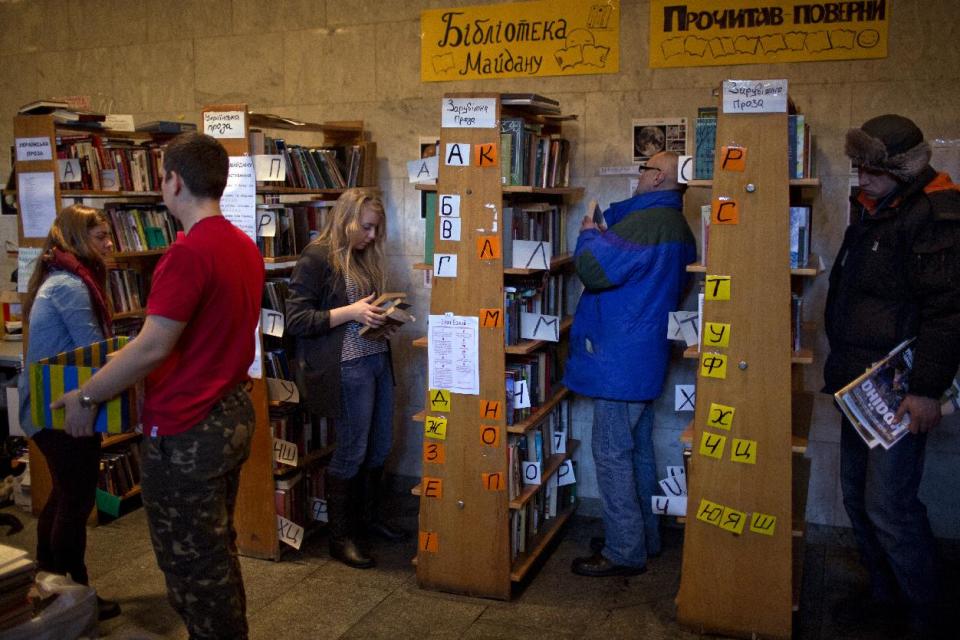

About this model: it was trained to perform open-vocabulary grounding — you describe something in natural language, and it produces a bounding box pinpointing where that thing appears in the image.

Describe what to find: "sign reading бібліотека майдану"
[421,0,619,82]
[650,0,888,68]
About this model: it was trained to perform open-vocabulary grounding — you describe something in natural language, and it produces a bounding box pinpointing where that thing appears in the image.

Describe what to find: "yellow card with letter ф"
[30,337,138,434]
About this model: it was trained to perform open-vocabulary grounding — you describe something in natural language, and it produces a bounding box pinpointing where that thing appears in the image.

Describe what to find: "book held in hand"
[358,292,415,341]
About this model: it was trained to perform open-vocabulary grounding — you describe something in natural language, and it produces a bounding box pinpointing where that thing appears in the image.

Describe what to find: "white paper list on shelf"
[428,314,479,396]
[17,172,57,238]
[221,156,257,242]
[17,247,41,293]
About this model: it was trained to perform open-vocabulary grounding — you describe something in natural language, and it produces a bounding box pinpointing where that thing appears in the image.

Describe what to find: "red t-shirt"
[142,216,264,436]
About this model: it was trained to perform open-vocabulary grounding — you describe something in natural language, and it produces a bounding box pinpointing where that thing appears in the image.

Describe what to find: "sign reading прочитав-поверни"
[421,0,620,82]
[649,0,889,68]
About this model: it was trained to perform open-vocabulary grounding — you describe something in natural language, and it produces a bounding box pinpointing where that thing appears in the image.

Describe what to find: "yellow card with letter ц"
[30,337,139,434]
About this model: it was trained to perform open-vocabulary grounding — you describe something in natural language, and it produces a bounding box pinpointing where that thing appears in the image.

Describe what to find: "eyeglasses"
[638,164,663,174]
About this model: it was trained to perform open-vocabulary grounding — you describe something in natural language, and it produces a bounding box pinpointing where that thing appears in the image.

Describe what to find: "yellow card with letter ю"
[30,337,139,434]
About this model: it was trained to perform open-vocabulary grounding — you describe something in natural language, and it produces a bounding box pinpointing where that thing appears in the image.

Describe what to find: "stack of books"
[0,545,35,632]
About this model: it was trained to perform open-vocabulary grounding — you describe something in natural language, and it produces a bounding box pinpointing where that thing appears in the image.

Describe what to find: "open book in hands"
[589,199,607,231]
[358,292,415,341]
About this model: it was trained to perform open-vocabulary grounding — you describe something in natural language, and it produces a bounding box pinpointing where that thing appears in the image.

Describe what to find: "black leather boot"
[325,472,374,569]
[363,466,408,542]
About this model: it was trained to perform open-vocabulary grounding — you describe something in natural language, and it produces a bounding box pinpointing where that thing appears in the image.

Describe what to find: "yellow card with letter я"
[29,337,139,434]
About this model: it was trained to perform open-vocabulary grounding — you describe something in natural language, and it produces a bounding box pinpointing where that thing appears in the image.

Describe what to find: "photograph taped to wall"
[632,117,688,163]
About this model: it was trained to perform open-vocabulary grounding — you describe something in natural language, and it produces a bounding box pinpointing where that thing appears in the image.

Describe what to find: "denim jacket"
[18,271,104,438]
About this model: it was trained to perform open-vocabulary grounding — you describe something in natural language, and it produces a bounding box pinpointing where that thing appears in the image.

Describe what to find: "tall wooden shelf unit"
[12,113,175,522]
[414,93,581,599]
[200,104,379,560]
[675,99,819,639]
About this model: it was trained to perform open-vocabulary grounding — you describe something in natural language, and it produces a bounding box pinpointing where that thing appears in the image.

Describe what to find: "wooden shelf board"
[110,249,166,259]
[263,255,298,264]
[687,253,822,277]
[101,431,140,448]
[272,444,336,476]
[509,440,580,510]
[255,187,352,195]
[412,336,427,349]
[510,501,577,582]
[416,183,583,196]
[412,409,426,423]
[248,114,363,135]
[412,262,432,271]
[683,345,813,365]
[61,190,162,198]
[507,386,570,434]
[411,482,422,497]
[504,253,573,275]
[111,310,144,320]
[265,261,297,271]
[792,535,804,612]
[504,317,573,355]
[687,178,820,188]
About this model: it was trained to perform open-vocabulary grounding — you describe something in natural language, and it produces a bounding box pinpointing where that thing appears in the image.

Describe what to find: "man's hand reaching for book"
[896,394,941,434]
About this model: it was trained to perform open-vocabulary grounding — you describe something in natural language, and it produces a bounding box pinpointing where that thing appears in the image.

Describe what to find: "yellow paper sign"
[703,322,731,348]
[706,402,735,430]
[705,275,730,300]
[719,506,748,535]
[421,0,620,82]
[731,438,758,464]
[699,431,727,459]
[700,352,728,379]
[424,415,448,440]
[649,0,888,68]
[750,511,777,536]
[419,530,439,552]
[429,389,451,412]
[696,498,724,526]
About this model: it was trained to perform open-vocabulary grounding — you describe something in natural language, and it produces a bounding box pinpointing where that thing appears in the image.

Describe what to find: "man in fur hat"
[824,114,960,636]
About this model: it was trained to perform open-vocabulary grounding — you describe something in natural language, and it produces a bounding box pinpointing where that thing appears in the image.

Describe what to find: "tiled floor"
[1,496,956,639]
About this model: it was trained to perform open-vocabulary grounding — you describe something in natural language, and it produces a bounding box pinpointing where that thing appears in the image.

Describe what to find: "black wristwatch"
[78,392,98,410]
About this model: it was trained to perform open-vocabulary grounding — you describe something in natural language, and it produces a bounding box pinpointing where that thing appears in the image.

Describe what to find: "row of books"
[509,464,577,560]
[503,273,568,346]
[693,111,813,180]
[506,399,571,500]
[255,201,331,259]
[108,268,143,314]
[264,348,292,380]
[249,131,371,190]
[699,204,813,269]
[275,465,327,526]
[271,409,333,464]
[500,117,571,188]
[504,345,565,426]
[502,203,567,267]
[106,204,180,253]
[263,278,290,315]
[58,134,165,191]
[0,545,35,632]
[98,445,141,498]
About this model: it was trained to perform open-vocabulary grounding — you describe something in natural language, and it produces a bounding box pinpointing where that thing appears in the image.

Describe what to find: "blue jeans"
[839,415,937,609]
[592,399,660,567]
[328,352,394,480]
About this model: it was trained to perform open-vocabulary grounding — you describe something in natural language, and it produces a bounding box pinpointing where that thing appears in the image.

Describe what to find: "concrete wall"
[2,0,959,536]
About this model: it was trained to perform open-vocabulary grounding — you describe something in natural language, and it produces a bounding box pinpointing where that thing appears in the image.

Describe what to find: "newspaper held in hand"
[835,339,915,449]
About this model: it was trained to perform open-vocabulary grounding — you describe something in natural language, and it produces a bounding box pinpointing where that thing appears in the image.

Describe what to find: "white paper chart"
[428,314,480,395]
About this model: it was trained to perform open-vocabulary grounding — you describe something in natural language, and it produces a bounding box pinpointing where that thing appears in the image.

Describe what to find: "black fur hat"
[845,114,931,181]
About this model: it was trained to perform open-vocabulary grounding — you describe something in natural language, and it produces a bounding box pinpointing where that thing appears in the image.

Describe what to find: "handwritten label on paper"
[703,322,730,348]
[699,431,727,459]
[704,275,731,300]
[15,137,52,162]
[221,156,257,242]
[731,438,758,464]
[723,79,788,114]
[480,400,503,420]
[266,378,300,404]
[512,378,531,409]
[696,498,724,526]
[254,155,285,181]
[422,477,443,499]
[510,240,551,270]
[17,172,57,238]
[473,142,498,167]
[476,235,501,260]
[556,460,576,486]
[522,460,542,485]
[707,403,736,430]
[667,310,700,346]
[261,308,284,338]
[204,111,246,138]
[419,531,439,552]
[272,438,298,467]
[675,384,695,411]
[407,155,439,183]
[423,441,446,464]
[719,506,748,535]
[553,428,567,454]
[57,158,82,183]
[256,208,277,237]
[433,253,458,277]
[480,425,501,447]
[17,248,40,293]
[429,388,451,412]
[719,146,747,172]
[277,515,304,549]
[445,143,471,166]
[424,415,448,440]
[310,498,328,523]
[439,217,462,242]
[441,98,497,128]
[480,308,503,328]
[439,194,461,217]
[520,313,560,342]
[700,352,728,379]
[749,512,777,536]
[652,496,687,516]
[712,197,739,224]
[482,472,505,491]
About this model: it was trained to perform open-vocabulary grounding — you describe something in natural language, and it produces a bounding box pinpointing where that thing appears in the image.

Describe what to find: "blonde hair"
[24,204,110,318]
[313,188,386,294]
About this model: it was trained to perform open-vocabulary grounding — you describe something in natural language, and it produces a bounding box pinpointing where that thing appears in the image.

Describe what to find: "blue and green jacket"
[563,190,695,401]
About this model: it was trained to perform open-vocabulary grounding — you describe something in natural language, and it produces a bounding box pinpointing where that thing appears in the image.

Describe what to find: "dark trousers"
[141,387,254,640]
[32,429,101,585]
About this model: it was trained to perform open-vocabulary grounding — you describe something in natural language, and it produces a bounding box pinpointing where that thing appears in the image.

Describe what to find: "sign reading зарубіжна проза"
[649,0,889,68]
[421,0,620,82]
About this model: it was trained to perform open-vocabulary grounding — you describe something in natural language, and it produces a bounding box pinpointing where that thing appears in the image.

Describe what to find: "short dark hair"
[163,133,229,199]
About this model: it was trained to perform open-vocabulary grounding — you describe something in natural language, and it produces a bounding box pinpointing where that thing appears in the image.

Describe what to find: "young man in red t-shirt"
[56,133,265,639]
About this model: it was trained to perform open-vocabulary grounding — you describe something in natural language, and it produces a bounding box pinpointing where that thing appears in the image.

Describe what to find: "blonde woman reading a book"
[17,204,120,620]
[287,189,405,569]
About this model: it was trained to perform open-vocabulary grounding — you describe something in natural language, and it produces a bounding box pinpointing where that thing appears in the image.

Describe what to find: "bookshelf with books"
[413,93,581,599]
[674,86,820,639]
[12,111,182,522]
[201,104,378,560]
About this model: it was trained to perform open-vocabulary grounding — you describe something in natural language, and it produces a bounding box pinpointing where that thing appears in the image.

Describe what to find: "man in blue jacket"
[565,151,696,577]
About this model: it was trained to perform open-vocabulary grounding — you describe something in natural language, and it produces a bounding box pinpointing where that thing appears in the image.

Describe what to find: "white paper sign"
[722,79,788,114]
[675,384,696,412]
[17,172,57,238]
[254,155,286,182]
[256,208,277,237]
[433,253,458,278]
[277,515,304,549]
[556,460,576,487]
[310,497,328,523]
[261,308,284,338]
[441,97,497,128]
[511,240,551,270]
[444,143,471,166]
[103,114,135,131]
[15,137,52,162]
[273,438,298,467]
[267,378,300,404]
[652,496,687,516]
[598,165,640,176]
[667,310,700,346]
[248,322,262,379]
[438,217,461,242]
[407,155,438,183]
[17,248,40,294]
[428,314,480,395]
[512,378,531,409]
[661,468,687,496]
[439,194,461,218]
[522,461,542,485]
[553,428,567,454]
[221,156,257,242]
[678,155,693,183]
[57,159,82,183]
[204,111,246,138]
[520,312,560,342]
[100,169,120,191]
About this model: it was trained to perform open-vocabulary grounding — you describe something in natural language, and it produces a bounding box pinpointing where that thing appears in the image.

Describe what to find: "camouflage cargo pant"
[140,385,254,640]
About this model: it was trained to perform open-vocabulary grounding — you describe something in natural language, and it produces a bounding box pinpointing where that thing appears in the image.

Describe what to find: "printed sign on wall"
[421,0,620,81]
[649,0,889,68]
